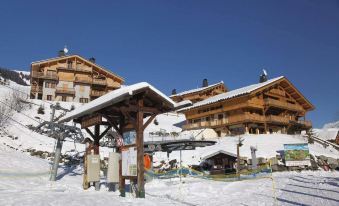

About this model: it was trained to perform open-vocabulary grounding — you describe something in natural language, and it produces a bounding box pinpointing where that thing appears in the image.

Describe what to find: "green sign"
[284,143,311,167]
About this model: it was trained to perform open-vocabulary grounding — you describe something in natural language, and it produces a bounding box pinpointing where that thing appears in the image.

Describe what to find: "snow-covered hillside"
[0,68,30,86]
[324,121,339,129]
[1,82,339,205]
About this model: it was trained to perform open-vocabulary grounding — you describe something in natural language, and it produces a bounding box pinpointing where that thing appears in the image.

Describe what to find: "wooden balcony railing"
[56,66,75,71]
[297,120,312,128]
[264,98,303,111]
[183,114,266,130]
[31,86,42,93]
[31,72,44,78]
[91,90,106,97]
[55,87,75,95]
[75,66,92,73]
[183,112,312,130]
[74,76,92,84]
[107,81,121,88]
[42,73,58,80]
[266,115,290,124]
[92,79,107,86]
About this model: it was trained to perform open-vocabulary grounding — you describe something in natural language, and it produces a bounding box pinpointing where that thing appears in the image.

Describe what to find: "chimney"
[202,78,208,87]
[58,50,65,57]
[172,89,177,95]
[89,57,96,63]
[259,70,268,83]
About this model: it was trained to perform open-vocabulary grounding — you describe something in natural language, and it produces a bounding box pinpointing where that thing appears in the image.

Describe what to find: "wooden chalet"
[170,79,227,103]
[178,76,314,136]
[30,52,124,103]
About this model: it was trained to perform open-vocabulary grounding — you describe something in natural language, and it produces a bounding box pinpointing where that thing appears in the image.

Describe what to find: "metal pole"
[50,134,64,181]
[179,149,182,182]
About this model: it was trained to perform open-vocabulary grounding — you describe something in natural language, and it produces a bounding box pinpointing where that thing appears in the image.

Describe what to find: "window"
[47,70,56,76]
[62,96,67,102]
[67,61,73,69]
[46,95,52,101]
[79,85,85,92]
[218,114,224,120]
[80,98,88,103]
[45,82,56,88]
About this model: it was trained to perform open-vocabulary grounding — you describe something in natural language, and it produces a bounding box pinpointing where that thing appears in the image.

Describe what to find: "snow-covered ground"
[1,143,338,206]
[1,82,339,205]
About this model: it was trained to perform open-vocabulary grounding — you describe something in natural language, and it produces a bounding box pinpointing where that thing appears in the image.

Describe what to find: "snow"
[179,76,284,111]
[1,83,339,205]
[315,128,339,141]
[323,121,339,129]
[59,82,177,123]
[152,134,339,166]
[1,145,338,206]
[170,81,224,97]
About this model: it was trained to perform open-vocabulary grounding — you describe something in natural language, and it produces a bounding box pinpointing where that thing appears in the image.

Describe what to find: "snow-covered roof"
[59,82,178,123]
[170,81,224,97]
[31,54,124,81]
[201,150,237,160]
[179,76,284,111]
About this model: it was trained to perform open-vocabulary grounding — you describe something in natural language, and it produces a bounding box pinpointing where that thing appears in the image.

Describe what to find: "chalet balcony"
[266,115,290,124]
[91,90,106,97]
[74,76,92,84]
[41,73,58,80]
[31,72,44,78]
[296,120,312,128]
[92,79,107,86]
[183,114,266,130]
[55,87,75,95]
[56,66,75,71]
[107,82,121,89]
[31,86,42,93]
[264,98,303,112]
[75,67,92,74]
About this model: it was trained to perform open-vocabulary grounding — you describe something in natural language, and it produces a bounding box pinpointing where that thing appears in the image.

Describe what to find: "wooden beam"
[94,125,100,147]
[121,109,137,129]
[143,113,157,131]
[85,128,95,139]
[99,126,112,139]
[136,98,145,198]
[102,114,120,134]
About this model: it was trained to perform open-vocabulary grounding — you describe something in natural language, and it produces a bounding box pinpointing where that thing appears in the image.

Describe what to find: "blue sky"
[0,0,338,127]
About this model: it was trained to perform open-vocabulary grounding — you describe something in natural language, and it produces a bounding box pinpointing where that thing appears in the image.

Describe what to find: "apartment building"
[30,52,124,103]
[178,76,314,136]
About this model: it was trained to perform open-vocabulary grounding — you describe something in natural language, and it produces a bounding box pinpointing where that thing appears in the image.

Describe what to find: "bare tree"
[0,92,15,127]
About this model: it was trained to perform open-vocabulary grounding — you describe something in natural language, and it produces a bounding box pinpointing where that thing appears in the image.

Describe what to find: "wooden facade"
[30,54,124,102]
[179,77,314,136]
[170,81,226,103]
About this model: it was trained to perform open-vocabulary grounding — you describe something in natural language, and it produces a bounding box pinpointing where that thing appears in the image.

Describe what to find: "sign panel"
[284,143,311,167]
[107,152,120,183]
[123,130,136,145]
[122,146,137,176]
[81,114,102,128]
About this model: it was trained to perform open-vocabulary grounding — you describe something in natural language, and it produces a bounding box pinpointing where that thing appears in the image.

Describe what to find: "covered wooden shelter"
[59,82,185,198]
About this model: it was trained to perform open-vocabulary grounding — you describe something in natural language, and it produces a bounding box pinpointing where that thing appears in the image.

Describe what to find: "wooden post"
[262,108,268,134]
[136,98,145,198]
[94,124,100,155]
[118,117,125,197]
[236,144,240,180]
